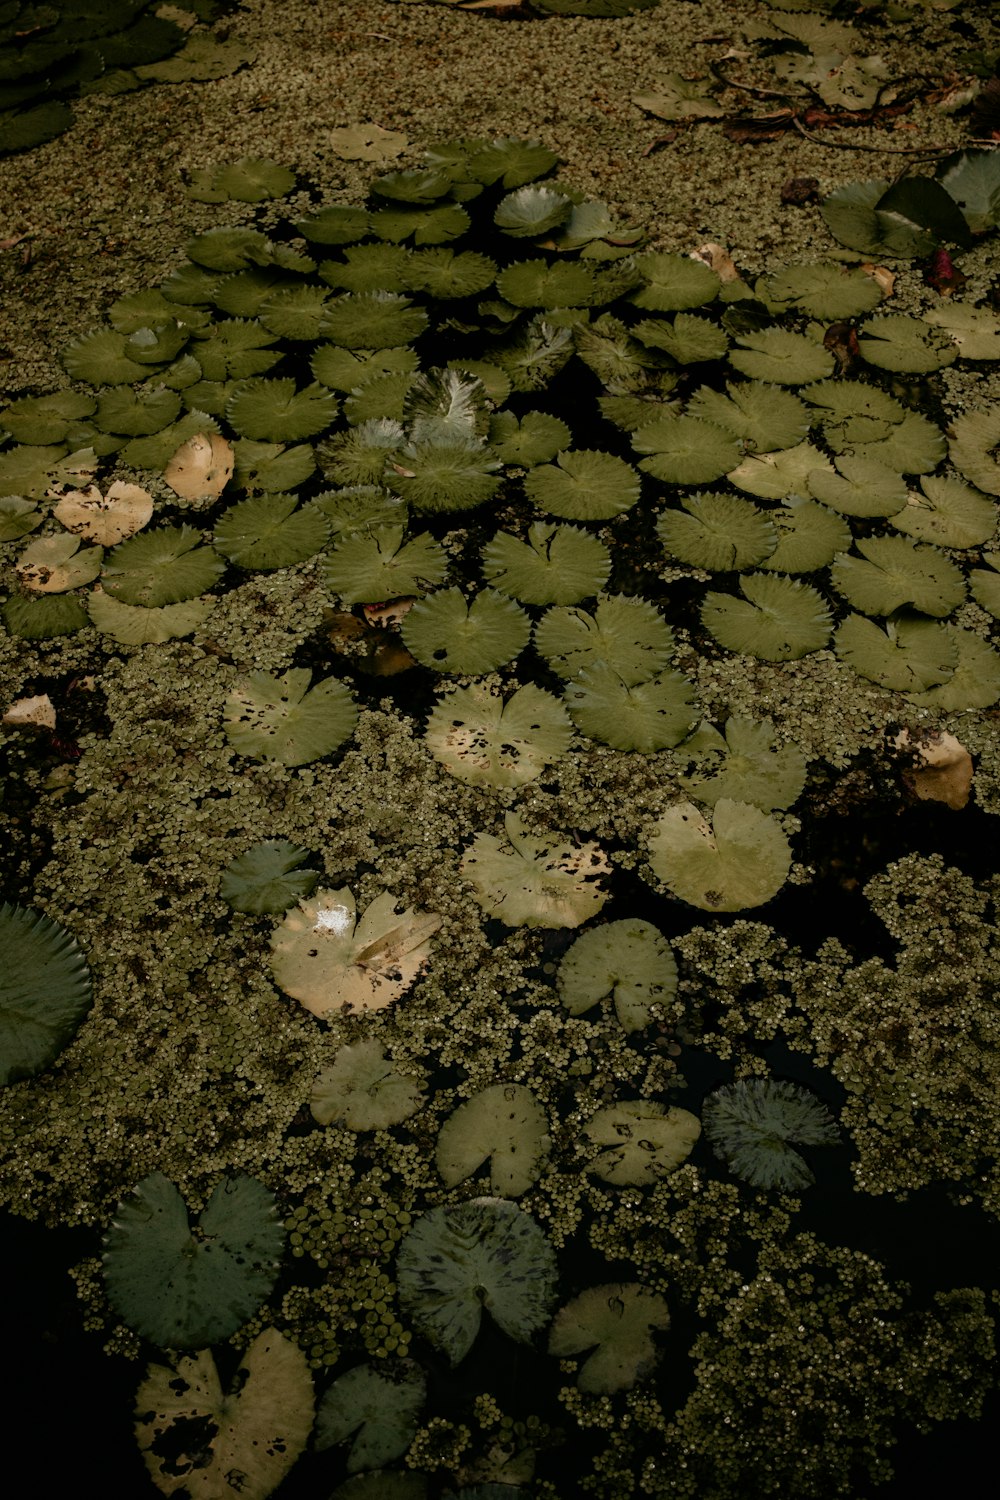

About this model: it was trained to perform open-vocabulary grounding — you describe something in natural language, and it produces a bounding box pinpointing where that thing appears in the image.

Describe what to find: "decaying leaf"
[893,727,973,810]
[329,123,410,162]
[53,481,154,545]
[2,694,55,730]
[164,432,235,503]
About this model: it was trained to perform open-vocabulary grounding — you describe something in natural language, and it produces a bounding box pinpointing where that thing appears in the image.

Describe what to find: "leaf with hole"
[647,798,792,911]
[322,525,448,604]
[315,1361,426,1471]
[104,1173,284,1347]
[16,533,102,593]
[701,574,831,660]
[136,1329,313,1500]
[889,474,996,549]
[436,1084,550,1197]
[924,303,1000,362]
[311,1040,424,1131]
[461,812,610,929]
[483,522,611,606]
[585,1100,701,1185]
[558,919,677,1033]
[563,662,697,753]
[396,1200,558,1366]
[270,888,441,1018]
[225,668,357,766]
[401,587,530,673]
[534,596,674,685]
[425,682,572,788]
[548,1284,670,1394]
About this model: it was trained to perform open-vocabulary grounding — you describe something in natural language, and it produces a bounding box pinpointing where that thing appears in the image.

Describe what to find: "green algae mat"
[2,0,1000,1496]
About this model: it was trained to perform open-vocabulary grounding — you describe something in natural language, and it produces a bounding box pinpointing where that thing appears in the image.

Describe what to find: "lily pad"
[632,415,741,486]
[220,839,319,915]
[53,481,153,545]
[408,248,497,299]
[970,555,1000,618]
[213,493,328,570]
[321,291,429,350]
[701,574,832,660]
[563,662,697,753]
[0,498,43,544]
[470,137,559,189]
[2,390,96,445]
[548,1284,670,1394]
[461,812,610,929]
[401,587,530,673]
[225,668,357,767]
[702,1078,839,1191]
[384,435,502,513]
[584,1100,701,1185]
[657,493,776,571]
[93,385,181,436]
[316,1361,426,1472]
[396,1200,558,1366]
[270,888,441,1018]
[494,185,572,238]
[647,798,792,911]
[186,157,296,204]
[61,327,153,384]
[136,1330,313,1500]
[482,522,611,606]
[760,261,884,322]
[834,613,958,692]
[948,409,1000,497]
[0,904,92,1086]
[87,589,214,644]
[425,682,573,788]
[728,441,833,502]
[3,593,88,639]
[808,454,909,518]
[321,526,449,605]
[227,378,339,442]
[533,596,674,685]
[101,524,224,607]
[524,449,641,521]
[935,148,1000,234]
[728,328,835,385]
[436,1084,550,1197]
[311,1039,424,1131]
[628,252,720,312]
[633,312,728,364]
[496,260,598,310]
[830,536,965,617]
[104,1173,284,1347]
[907,626,1000,710]
[924,302,1000,362]
[889,475,997,549]
[757,498,851,574]
[685,382,809,455]
[857,315,957,374]
[557,919,677,1033]
[680,717,807,812]
[17,533,103,593]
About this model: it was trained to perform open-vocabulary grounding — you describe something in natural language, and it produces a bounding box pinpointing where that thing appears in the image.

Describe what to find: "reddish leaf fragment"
[923,250,967,297]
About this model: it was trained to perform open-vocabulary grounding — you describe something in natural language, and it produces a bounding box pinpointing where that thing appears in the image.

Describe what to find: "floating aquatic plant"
[315,1360,426,1472]
[0,904,93,1086]
[585,1100,701,1185]
[702,1078,839,1190]
[548,1283,670,1394]
[436,1083,550,1196]
[558,918,677,1033]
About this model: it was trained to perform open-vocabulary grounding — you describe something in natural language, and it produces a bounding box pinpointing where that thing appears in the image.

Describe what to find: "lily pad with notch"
[483,522,611,606]
[728,328,835,386]
[425,682,573,788]
[584,1100,701,1185]
[87,589,214,644]
[834,613,958,692]
[311,1039,425,1131]
[525,449,641,521]
[17,533,102,593]
[563,662,697,753]
[461,812,610,929]
[225,668,357,767]
[679,717,807,812]
[757,498,851,574]
[402,587,530,673]
[548,1284,670,1394]
[657,493,776,572]
[628,252,720,311]
[103,1172,284,1347]
[889,474,996,549]
[948,408,1000,497]
[396,1199,558,1366]
[493,185,572,238]
[322,525,449,605]
[906,626,1000,710]
[226,378,339,442]
[632,415,741,486]
[436,1083,550,1197]
[646,798,792,911]
[0,903,93,1086]
[759,261,884,321]
[857,314,957,374]
[487,410,571,468]
[316,1361,426,1471]
[213,493,329,570]
[830,536,965,618]
[557,918,677,1033]
[685,381,809,455]
[101,524,224,607]
[534,595,674,685]
[3,593,88,639]
[808,454,909,518]
[703,1078,839,1191]
[701,574,832,660]
[220,839,319,915]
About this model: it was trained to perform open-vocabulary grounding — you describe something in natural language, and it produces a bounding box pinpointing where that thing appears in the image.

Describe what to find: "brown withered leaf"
[3,693,56,730]
[54,480,153,545]
[893,727,973,810]
[164,433,234,504]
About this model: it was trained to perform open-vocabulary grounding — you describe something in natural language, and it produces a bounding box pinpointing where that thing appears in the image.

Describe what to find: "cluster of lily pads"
[2,129,997,1497]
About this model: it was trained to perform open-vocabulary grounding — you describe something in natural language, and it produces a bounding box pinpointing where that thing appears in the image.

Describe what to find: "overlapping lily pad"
[533,596,674,684]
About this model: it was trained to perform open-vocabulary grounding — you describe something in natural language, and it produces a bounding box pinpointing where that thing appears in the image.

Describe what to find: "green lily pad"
[492,316,575,391]
[830,536,965,617]
[0,498,43,544]
[436,1084,550,1197]
[703,1078,839,1191]
[888,475,996,549]
[320,245,414,295]
[256,285,332,340]
[924,302,1000,362]
[101,524,224,607]
[548,1284,670,1394]
[525,449,641,521]
[226,378,339,442]
[186,157,296,203]
[757,498,851,574]
[233,439,316,494]
[685,382,809,455]
[821,177,936,258]
[225,668,357,767]
[321,525,449,605]
[906,626,1000,710]
[87,589,214,643]
[103,1172,284,1347]
[728,441,833,502]
[470,137,559,189]
[657,493,776,571]
[298,205,372,246]
[494,185,572,238]
[384,436,501,513]
[396,1200,558,1366]
[534,596,674,685]
[461,812,610,929]
[344,373,415,427]
[2,390,96,446]
[320,292,429,350]
[970,555,1000,618]
[834,613,958,692]
[401,587,530,673]
[633,312,728,364]
[629,252,719,312]
[728,328,835,386]
[3,593,88,639]
[319,418,406,487]
[647,798,792,911]
[482,522,611,606]
[563,663,697,753]
[632,415,741,486]
[496,260,598,310]
[488,411,572,468]
[311,1039,424,1131]
[185,226,276,273]
[220,839,319,915]
[193,319,282,381]
[136,1330,313,1500]
[121,412,224,472]
[701,574,832,660]
[407,248,497,298]
[585,1100,701,1185]
[633,74,725,122]
[93,385,181,437]
[0,904,92,1086]
[371,202,470,245]
[309,486,406,538]
[213,493,328,570]
[316,1361,426,1471]
[558,919,677,1033]
[680,717,807,812]
[808,455,909,518]
[270,888,441,1019]
[425,683,572,788]
[0,443,89,500]
[760,261,884,321]
[61,328,151,384]
[948,408,1000,497]
[857,314,957,374]
[935,148,1000,234]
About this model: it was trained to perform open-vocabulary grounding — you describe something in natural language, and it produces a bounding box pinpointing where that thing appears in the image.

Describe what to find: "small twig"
[710,63,790,101]
[790,117,949,154]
